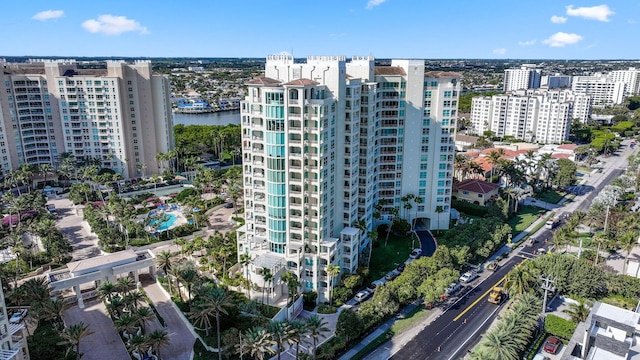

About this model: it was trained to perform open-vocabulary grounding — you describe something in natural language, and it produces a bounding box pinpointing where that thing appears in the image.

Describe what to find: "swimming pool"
[148,213,178,232]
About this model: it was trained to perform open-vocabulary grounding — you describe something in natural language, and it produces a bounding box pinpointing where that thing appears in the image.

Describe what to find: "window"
[444,91,452,98]
[425,91,432,98]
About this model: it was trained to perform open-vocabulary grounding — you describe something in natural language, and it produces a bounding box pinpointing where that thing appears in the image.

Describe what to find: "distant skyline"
[2,1,639,59]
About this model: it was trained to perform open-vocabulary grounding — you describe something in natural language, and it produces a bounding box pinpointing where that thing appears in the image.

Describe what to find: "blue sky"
[2,1,638,59]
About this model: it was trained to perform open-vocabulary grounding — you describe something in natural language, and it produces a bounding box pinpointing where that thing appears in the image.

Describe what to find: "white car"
[354,289,372,303]
[9,309,27,324]
[385,269,401,281]
[459,271,479,284]
[410,248,422,259]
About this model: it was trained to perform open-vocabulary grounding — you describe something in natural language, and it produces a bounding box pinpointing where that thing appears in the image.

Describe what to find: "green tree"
[147,329,170,360]
[326,264,341,307]
[563,300,590,323]
[305,315,330,359]
[268,320,293,360]
[189,287,232,360]
[59,322,94,360]
[241,326,276,360]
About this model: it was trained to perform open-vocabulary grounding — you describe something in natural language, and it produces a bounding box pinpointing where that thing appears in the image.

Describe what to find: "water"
[172,110,241,126]
[149,213,178,232]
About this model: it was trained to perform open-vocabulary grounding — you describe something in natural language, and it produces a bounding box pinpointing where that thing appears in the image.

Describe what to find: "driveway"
[63,300,129,360]
[142,280,195,360]
[415,230,437,257]
[50,196,101,260]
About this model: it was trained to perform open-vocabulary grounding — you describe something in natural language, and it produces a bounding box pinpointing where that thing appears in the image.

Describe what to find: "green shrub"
[317,304,337,314]
[303,291,317,310]
[175,188,197,202]
[545,314,576,340]
[452,199,489,217]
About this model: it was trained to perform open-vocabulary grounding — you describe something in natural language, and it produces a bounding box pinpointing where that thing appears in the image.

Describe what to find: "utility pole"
[540,275,556,314]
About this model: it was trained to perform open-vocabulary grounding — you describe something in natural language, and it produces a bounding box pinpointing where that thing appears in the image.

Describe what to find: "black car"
[224,202,234,208]
[396,263,406,272]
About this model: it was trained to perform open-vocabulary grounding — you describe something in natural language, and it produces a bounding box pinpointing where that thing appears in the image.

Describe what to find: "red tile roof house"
[452,179,500,206]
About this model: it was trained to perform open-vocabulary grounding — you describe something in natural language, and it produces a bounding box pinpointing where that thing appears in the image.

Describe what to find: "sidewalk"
[338,303,443,360]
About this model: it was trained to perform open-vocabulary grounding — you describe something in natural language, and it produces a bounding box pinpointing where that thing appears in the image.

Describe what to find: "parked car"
[9,309,27,324]
[410,248,422,259]
[543,336,561,354]
[367,279,387,292]
[533,354,550,360]
[459,271,479,284]
[385,269,401,281]
[446,282,463,296]
[224,202,234,208]
[354,289,372,303]
[396,263,406,272]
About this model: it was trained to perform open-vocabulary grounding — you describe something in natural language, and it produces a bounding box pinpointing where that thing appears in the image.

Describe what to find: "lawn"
[369,234,414,280]
[534,190,566,204]
[507,205,544,236]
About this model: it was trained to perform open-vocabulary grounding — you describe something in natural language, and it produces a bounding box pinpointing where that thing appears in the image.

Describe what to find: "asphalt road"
[416,230,437,257]
[385,144,635,360]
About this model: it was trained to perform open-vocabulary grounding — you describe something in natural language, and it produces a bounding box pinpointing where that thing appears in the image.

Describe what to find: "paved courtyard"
[63,300,129,360]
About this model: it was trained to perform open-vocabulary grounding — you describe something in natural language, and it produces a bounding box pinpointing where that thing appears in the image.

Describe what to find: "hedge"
[451,199,489,217]
[545,314,576,340]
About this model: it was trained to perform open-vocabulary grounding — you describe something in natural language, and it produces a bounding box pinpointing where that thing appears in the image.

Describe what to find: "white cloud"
[566,4,614,22]
[81,15,149,35]
[543,32,583,47]
[550,15,568,24]
[366,0,387,10]
[492,48,507,55]
[32,10,64,21]
[518,39,536,46]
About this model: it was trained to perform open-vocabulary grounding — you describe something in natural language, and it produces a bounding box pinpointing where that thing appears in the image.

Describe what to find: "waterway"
[172,110,240,126]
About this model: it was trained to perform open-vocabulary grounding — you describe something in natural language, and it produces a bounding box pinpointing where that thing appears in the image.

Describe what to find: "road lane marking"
[453,274,507,322]
[446,304,502,360]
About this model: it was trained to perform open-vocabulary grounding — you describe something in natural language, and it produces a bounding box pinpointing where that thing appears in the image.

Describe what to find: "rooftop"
[246,76,281,85]
[592,302,640,330]
[283,78,319,86]
[374,66,407,76]
[453,179,500,194]
[66,250,138,275]
[425,71,463,77]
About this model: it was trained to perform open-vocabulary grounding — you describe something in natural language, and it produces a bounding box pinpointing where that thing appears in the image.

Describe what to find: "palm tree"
[147,329,170,359]
[478,326,520,360]
[106,296,125,318]
[242,326,276,360]
[155,250,173,286]
[45,298,70,332]
[280,271,300,310]
[563,300,590,323]
[189,287,232,360]
[305,315,330,359]
[115,314,139,335]
[60,322,94,360]
[504,262,539,296]
[366,229,379,268]
[127,334,149,357]
[261,268,273,308]
[434,205,444,231]
[179,267,199,302]
[286,320,308,359]
[269,320,293,360]
[240,253,253,298]
[135,307,155,334]
[116,277,136,296]
[125,291,145,311]
[619,230,638,275]
[38,163,55,188]
[326,264,341,306]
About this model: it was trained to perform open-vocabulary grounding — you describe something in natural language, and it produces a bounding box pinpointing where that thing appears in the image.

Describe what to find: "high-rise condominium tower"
[0,59,173,178]
[0,280,29,360]
[237,55,460,302]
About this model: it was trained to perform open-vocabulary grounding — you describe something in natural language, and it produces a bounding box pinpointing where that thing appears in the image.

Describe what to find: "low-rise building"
[452,179,499,206]
[561,301,640,360]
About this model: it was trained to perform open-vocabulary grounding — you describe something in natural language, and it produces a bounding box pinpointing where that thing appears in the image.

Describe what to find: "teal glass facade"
[265,95,286,253]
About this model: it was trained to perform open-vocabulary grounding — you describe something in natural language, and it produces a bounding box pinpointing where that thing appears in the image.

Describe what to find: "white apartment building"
[236,55,460,302]
[503,65,541,92]
[572,74,626,105]
[609,67,640,95]
[0,281,29,360]
[0,60,174,178]
[470,89,591,143]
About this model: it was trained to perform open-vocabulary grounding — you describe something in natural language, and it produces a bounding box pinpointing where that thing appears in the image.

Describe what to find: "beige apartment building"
[0,59,174,178]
